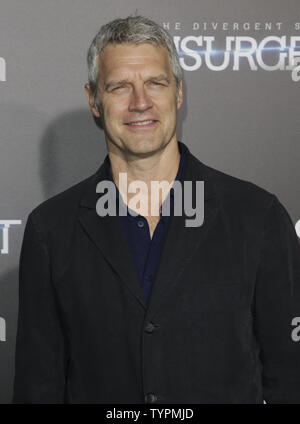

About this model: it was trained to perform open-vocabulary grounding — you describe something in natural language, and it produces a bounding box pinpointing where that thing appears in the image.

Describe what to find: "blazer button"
[145,322,155,333]
[145,393,157,404]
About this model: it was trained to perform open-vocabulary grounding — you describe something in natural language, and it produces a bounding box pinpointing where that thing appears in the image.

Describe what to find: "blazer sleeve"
[12,212,68,403]
[253,195,300,404]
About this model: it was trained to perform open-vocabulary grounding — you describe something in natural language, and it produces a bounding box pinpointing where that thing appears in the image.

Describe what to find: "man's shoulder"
[27,171,97,235]
[188,150,276,212]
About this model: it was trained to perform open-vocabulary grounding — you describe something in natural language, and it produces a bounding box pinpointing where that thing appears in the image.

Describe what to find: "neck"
[107,137,181,216]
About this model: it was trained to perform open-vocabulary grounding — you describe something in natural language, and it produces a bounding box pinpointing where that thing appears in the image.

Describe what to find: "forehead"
[98,43,172,81]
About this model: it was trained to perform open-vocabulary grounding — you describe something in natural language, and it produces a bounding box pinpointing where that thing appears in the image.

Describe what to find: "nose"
[128,84,153,113]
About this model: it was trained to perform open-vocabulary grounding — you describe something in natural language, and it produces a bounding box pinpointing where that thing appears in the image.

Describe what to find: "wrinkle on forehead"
[98,43,173,86]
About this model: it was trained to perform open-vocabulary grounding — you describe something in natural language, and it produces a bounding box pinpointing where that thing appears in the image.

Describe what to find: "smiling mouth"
[125,119,158,126]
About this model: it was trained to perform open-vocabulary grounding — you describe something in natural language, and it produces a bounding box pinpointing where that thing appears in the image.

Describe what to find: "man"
[13,16,300,404]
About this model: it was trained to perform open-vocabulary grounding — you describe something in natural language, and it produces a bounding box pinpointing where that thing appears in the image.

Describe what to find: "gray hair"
[87,15,182,102]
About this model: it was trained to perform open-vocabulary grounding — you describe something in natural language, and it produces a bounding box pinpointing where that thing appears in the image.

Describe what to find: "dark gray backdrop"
[0,0,299,403]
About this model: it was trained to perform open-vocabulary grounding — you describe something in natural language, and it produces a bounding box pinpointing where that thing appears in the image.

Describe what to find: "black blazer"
[13,143,300,403]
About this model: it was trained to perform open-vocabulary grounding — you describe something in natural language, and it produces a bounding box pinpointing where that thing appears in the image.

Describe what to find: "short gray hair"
[87,15,182,101]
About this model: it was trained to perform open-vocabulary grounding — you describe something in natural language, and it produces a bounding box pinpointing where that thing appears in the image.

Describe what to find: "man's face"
[85,43,182,157]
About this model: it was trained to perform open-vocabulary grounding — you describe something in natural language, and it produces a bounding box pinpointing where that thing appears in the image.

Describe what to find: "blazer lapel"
[78,159,147,310]
[145,151,220,319]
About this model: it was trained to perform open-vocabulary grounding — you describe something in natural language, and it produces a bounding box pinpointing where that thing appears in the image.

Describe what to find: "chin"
[124,137,165,156]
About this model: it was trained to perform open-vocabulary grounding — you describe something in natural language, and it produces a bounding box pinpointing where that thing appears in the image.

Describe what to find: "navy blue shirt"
[107,141,187,304]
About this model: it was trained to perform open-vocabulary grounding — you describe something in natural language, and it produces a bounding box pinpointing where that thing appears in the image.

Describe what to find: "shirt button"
[137,220,144,228]
[145,322,155,333]
[145,393,157,404]
[144,274,152,281]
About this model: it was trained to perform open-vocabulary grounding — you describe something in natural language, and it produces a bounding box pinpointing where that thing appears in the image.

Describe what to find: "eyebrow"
[147,74,171,84]
[104,74,171,91]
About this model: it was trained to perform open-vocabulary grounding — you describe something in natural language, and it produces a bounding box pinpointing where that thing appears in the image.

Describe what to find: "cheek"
[103,103,126,126]
[160,99,178,121]
[153,95,174,112]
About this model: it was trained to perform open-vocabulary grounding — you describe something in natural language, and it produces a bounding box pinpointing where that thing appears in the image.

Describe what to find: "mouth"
[124,119,158,128]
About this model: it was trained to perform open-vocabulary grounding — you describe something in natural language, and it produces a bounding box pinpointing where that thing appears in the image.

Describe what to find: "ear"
[85,83,101,118]
[176,78,183,110]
